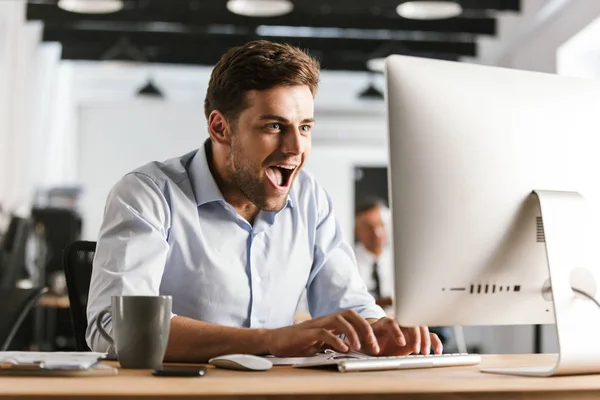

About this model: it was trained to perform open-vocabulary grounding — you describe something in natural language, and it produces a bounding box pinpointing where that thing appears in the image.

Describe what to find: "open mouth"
[265,164,296,191]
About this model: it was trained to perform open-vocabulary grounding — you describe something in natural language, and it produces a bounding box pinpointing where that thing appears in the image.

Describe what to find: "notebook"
[0,351,116,376]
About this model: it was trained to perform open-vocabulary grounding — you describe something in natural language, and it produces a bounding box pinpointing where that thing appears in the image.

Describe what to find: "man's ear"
[208,110,232,145]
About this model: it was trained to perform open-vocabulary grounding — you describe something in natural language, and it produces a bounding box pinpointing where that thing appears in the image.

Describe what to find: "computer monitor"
[385,55,600,376]
[0,216,31,288]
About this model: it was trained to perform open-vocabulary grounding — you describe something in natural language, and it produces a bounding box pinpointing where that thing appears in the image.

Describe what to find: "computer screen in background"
[385,55,600,376]
[0,216,31,288]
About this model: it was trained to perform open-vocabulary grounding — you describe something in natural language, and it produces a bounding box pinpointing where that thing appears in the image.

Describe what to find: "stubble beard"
[228,140,287,212]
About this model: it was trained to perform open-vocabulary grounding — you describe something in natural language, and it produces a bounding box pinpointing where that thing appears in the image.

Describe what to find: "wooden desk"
[1,354,599,400]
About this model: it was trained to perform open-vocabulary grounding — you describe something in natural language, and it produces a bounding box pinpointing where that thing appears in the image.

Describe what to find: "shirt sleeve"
[306,186,386,321]
[86,172,172,353]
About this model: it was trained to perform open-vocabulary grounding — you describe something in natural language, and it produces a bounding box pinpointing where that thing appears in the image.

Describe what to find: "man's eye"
[300,125,312,132]
[267,123,280,130]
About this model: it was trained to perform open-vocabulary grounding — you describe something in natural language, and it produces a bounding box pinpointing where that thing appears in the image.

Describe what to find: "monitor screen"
[385,55,600,328]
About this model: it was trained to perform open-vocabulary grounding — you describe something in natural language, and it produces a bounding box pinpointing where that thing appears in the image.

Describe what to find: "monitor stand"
[481,190,600,377]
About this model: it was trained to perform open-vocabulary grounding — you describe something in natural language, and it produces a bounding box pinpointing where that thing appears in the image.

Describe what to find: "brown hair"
[204,40,320,122]
[355,197,387,217]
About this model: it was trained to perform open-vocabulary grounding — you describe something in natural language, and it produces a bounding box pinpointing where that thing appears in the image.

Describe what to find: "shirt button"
[255,275,262,283]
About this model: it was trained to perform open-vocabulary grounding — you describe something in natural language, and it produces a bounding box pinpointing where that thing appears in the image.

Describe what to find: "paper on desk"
[263,350,367,366]
[0,351,106,370]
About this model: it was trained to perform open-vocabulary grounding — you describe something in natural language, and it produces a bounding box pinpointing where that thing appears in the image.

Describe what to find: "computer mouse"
[208,354,273,371]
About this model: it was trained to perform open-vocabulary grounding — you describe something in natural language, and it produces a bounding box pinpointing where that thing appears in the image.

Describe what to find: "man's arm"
[165,317,270,362]
[302,185,443,356]
[86,172,172,353]
[306,186,386,321]
[375,296,393,307]
[167,314,361,362]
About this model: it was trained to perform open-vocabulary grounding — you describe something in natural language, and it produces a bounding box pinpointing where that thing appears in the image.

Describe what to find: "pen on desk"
[0,361,45,370]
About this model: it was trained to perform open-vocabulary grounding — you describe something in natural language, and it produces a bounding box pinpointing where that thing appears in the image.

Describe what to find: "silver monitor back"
[386,55,600,327]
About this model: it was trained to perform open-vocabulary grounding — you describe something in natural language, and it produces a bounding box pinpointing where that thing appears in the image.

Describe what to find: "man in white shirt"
[354,198,394,308]
[87,40,443,362]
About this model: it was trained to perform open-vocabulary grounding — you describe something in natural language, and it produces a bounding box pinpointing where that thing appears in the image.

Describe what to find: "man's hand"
[367,317,443,356]
[265,311,443,358]
[375,296,393,307]
[266,309,380,357]
[265,324,348,357]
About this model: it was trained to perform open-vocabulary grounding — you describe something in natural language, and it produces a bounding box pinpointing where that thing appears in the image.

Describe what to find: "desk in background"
[1,355,599,399]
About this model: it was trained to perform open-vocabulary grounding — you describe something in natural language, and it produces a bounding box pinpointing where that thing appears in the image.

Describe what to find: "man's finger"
[404,327,420,354]
[430,332,443,354]
[342,310,378,353]
[315,328,349,353]
[332,314,362,351]
[306,312,363,351]
[419,326,431,355]
[383,318,406,347]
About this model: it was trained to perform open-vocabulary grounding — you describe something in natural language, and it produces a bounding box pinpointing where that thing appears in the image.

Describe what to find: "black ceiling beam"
[43,26,477,56]
[58,41,460,71]
[27,3,496,35]
[456,0,520,11]
[27,0,520,14]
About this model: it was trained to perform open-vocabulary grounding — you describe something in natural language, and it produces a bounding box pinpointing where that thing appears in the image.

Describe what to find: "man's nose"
[281,128,304,155]
[374,227,386,237]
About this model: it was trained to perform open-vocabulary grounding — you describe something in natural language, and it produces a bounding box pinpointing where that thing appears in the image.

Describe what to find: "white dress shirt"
[86,142,386,352]
[354,243,395,299]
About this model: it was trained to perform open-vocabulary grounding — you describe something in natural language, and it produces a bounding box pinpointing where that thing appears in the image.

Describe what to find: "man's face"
[227,85,314,212]
[355,206,388,255]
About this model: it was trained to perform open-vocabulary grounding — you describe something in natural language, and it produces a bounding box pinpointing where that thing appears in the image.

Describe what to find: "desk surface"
[2,354,600,400]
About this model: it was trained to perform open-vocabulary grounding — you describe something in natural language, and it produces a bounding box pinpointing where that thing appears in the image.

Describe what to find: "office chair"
[0,287,47,351]
[63,240,96,351]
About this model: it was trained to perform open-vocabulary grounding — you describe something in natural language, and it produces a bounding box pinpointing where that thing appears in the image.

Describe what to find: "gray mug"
[96,295,172,369]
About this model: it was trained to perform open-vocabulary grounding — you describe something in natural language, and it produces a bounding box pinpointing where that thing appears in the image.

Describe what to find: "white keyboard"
[294,353,481,373]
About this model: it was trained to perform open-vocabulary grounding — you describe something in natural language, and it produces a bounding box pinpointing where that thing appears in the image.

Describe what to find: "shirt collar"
[189,140,225,207]
[355,243,378,264]
[355,242,391,265]
[285,184,296,209]
[188,140,295,210]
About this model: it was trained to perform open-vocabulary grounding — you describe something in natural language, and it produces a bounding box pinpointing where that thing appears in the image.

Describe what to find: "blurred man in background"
[354,198,393,308]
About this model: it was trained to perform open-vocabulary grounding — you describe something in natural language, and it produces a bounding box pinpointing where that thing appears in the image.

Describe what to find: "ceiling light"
[367,57,386,73]
[396,1,462,20]
[358,83,384,100]
[58,0,124,14]
[137,78,164,99]
[227,0,294,17]
[101,37,147,68]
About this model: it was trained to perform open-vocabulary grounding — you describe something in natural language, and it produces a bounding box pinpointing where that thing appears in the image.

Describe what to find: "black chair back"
[63,240,96,351]
[0,287,47,351]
